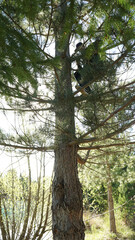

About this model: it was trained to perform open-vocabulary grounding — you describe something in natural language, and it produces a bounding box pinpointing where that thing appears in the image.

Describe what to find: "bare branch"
[78,141,135,151]
[70,119,135,146]
[77,95,135,139]
[0,107,53,112]
[74,80,135,104]
[0,142,55,152]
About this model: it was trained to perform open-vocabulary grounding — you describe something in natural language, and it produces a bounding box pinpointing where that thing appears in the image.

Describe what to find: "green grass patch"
[84,210,135,240]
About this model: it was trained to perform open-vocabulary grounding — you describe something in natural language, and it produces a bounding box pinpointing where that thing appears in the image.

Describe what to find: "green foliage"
[0,0,134,100]
[83,183,108,213]
[0,13,44,95]
[0,0,135,238]
[0,167,52,239]
[84,210,135,240]
[80,152,135,229]
[2,0,49,21]
[113,155,135,228]
[79,162,108,213]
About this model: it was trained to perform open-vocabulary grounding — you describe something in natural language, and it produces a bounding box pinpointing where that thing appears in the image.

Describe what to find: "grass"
[84,210,135,240]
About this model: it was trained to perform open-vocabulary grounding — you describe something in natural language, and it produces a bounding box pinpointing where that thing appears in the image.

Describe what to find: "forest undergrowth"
[84,209,135,240]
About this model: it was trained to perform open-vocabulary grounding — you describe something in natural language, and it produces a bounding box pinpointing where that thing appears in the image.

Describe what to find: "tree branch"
[0,107,53,112]
[0,142,55,152]
[73,45,135,96]
[70,119,135,146]
[74,80,135,104]
[77,95,135,139]
[78,141,135,151]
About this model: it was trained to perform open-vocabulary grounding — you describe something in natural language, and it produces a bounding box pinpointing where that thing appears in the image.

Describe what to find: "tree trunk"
[52,1,85,239]
[52,145,85,240]
[107,183,116,233]
[106,159,117,234]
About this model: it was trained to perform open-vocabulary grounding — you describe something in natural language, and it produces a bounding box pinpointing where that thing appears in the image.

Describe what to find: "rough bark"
[52,144,85,240]
[52,1,85,239]
[52,41,85,239]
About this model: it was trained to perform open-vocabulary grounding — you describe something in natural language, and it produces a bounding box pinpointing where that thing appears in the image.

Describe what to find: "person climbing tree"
[74,42,91,94]
[74,64,91,94]
[74,38,104,94]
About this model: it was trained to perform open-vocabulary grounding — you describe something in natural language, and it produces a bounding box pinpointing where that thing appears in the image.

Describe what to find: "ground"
[84,210,135,240]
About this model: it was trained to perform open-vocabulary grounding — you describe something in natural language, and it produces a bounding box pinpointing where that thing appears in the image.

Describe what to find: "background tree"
[0,0,135,239]
[79,147,135,235]
[0,155,52,240]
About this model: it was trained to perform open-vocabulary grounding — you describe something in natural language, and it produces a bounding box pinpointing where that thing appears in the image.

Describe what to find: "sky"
[0,106,54,179]
[0,42,135,179]
[0,151,54,179]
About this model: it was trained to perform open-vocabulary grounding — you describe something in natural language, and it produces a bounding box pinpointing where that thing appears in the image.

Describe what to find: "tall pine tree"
[0,0,135,239]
